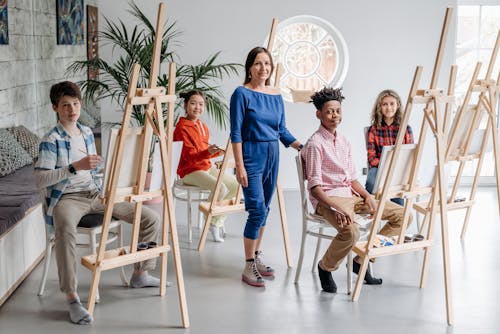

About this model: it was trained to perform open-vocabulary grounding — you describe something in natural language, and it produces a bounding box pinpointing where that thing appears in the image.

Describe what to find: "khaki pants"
[53,190,160,294]
[316,195,410,271]
[181,167,239,227]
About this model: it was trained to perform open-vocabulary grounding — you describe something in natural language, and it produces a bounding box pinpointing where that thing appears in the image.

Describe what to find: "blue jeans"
[241,141,279,240]
[365,167,404,206]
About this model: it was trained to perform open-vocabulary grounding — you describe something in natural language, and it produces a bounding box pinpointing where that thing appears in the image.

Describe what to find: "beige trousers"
[316,195,410,271]
[52,190,160,294]
[181,167,239,227]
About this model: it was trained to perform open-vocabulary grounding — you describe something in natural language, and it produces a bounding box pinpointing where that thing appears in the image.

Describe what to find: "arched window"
[267,15,349,102]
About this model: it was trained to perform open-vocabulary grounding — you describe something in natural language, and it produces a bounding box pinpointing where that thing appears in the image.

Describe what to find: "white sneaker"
[209,225,224,242]
[255,250,275,277]
[242,260,265,287]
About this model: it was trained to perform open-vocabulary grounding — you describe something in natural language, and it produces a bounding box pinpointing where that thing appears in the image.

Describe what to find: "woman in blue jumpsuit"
[230,46,302,287]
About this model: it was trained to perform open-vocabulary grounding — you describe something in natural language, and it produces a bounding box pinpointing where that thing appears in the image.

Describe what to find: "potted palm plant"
[66,1,241,192]
[66,0,241,130]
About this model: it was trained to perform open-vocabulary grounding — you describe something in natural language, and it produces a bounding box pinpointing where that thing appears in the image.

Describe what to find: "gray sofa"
[0,127,46,307]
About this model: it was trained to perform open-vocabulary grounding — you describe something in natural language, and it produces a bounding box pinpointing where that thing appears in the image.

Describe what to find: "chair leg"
[294,225,308,283]
[187,190,192,243]
[117,223,128,286]
[312,228,324,272]
[347,251,353,295]
[38,239,54,296]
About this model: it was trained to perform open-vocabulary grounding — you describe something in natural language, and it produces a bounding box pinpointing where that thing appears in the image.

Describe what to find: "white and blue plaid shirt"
[35,122,101,225]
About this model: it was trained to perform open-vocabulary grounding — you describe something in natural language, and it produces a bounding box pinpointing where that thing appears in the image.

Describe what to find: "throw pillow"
[0,146,14,176]
[0,129,33,177]
[7,125,41,159]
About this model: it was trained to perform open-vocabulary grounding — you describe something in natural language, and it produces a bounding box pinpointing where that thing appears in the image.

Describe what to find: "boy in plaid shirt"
[36,81,161,325]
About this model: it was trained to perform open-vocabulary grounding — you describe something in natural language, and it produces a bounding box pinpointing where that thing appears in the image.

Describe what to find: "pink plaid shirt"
[301,126,358,209]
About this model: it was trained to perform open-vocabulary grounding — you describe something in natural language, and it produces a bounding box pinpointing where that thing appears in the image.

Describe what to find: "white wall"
[99,0,457,189]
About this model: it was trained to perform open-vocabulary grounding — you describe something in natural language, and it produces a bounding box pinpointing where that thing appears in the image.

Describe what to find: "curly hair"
[370,89,403,127]
[310,87,345,110]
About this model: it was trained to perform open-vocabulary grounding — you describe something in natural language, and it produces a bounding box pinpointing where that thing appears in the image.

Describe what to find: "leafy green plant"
[66,1,241,129]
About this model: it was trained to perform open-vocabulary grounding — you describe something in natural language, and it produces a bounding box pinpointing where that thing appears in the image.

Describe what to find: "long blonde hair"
[370,89,403,127]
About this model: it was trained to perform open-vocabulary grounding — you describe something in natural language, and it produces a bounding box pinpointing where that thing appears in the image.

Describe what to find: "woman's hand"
[235,165,248,188]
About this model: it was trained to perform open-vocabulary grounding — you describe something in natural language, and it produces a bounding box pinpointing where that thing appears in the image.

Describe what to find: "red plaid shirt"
[301,126,357,209]
[367,123,414,168]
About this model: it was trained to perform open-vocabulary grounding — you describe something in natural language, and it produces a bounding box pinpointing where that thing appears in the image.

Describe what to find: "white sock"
[130,273,171,288]
[68,297,93,325]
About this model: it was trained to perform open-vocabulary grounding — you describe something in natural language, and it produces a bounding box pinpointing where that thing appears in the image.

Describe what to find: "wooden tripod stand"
[351,6,457,325]
[80,3,189,328]
[196,18,293,267]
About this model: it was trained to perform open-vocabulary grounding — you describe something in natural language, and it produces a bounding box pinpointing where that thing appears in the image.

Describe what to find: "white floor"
[0,188,499,334]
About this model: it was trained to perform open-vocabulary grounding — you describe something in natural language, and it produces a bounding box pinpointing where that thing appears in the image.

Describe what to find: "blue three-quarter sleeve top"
[230,86,296,146]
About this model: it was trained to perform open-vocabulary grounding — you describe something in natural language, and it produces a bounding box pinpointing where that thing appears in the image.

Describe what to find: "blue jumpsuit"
[230,86,296,240]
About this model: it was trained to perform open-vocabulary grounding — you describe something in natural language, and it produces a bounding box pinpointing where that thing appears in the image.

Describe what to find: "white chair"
[38,214,128,302]
[294,154,353,294]
[171,141,211,243]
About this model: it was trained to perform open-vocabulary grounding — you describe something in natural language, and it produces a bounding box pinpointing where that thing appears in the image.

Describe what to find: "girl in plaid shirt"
[365,89,414,205]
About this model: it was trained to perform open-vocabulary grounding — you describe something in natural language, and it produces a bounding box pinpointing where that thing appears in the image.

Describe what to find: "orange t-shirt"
[173,117,221,178]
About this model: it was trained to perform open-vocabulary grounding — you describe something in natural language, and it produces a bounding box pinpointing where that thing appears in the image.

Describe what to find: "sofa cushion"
[7,125,40,159]
[0,164,42,236]
[0,129,33,177]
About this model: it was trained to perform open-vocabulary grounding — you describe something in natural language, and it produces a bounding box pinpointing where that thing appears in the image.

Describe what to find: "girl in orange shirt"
[173,90,238,242]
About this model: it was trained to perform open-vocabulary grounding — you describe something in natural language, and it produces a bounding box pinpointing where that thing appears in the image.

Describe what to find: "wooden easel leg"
[347,252,353,295]
[437,133,454,325]
[159,250,168,296]
[420,195,437,288]
[351,255,369,301]
[276,180,292,267]
[87,268,102,315]
[197,213,214,251]
[168,203,190,328]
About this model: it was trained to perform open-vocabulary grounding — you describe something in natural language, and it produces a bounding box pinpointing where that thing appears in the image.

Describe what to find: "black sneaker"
[352,261,383,285]
[317,262,337,293]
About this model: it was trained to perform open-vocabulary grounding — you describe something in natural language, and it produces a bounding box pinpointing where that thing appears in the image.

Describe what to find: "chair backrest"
[295,154,310,216]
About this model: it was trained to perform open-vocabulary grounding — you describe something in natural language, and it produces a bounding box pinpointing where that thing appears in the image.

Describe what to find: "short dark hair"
[244,46,274,86]
[310,87,345,110]
[49,81,82,106]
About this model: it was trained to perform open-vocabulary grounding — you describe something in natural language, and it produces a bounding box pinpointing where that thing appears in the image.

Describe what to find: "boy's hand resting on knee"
[330,206,352,228]
[364,195,378,217]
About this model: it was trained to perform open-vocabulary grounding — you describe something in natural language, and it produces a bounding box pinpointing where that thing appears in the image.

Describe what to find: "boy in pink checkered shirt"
[301,87,409,293]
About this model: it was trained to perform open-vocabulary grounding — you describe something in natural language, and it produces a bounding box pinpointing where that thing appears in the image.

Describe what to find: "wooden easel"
[196,18,293,267]
[80,3,189,328]
[415,31,500,239]
[351,7,456,325]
